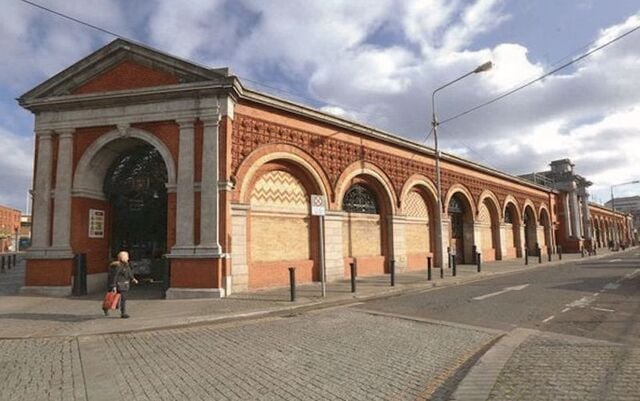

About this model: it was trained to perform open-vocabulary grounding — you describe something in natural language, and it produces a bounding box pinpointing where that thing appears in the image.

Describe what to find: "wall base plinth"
[165,287,225,299]
[20,285,71,297]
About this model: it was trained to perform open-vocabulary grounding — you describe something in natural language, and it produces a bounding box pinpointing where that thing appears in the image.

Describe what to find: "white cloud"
[0,127,33,210]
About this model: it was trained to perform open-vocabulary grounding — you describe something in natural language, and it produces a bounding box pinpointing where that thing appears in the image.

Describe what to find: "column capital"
[200,114,220,127]
[57,129,75,139]
[175,117,197,127]
[35,129,54,139]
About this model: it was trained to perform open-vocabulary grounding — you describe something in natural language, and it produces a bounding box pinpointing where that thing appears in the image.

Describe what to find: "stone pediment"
[19,39,230,105]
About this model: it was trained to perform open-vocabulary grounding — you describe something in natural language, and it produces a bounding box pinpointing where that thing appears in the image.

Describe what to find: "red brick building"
[0,205,21,253]
[18,39,632,297]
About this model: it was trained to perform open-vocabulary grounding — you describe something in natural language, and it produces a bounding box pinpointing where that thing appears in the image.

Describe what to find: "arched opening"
[247,161,319,289]
[478,196,500,261]
[523,206,538,254]
[402,187,436,270]
[103,141,169,296]
[539,208,552,253]
[342,176,390,276]
[447,193,474,264]
[504,203,522,258]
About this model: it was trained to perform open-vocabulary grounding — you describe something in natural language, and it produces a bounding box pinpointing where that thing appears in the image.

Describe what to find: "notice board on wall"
[88,209,105,238]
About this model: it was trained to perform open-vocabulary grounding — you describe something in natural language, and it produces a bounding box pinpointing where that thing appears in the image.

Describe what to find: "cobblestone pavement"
[0,337,87,401]
[91,309,496,401]
[486,334,640,401]
[0,308,498,401]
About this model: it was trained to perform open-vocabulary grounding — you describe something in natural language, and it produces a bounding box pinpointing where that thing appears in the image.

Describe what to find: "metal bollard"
[447,247,451,269]
[288,267,296,302]
[525,248,529,265]
[440,263,444,279]
[427,256,432,281]
[11,253,16,268]
[558,245,562,260]
[548,247,552,262]
[390,259,395,287]
[477,252,481,273]
[594,248,597,256]
[1,255,4,273]
[581,247,585,258]
[452,257,457,277]
[538,248,542,264]
[350,262,356,293]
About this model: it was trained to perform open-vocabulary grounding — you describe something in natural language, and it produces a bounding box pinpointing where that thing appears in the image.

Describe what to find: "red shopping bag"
[102,291,121,310]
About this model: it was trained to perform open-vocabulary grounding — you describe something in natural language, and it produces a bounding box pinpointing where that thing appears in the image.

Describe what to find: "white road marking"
[593,293,599,297]
[609,259,622,263]
[566,296,593,308]
[604,283,620,290]
[561,308,570,313]
[542,315,555,323]
[472,284,530,301]
[591,307,615,313]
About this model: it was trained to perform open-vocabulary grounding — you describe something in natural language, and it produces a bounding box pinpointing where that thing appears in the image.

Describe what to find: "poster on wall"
[88,209,105,238]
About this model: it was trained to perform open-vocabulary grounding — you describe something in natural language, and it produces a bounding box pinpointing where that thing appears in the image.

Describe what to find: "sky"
[1,0,640,212]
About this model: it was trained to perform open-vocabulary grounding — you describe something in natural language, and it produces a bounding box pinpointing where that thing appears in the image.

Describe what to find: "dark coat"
[108,261,135,292]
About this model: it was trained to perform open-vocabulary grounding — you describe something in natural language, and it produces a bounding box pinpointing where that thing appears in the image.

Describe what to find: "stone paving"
[0,308,498,401]
[90,309,497,401]
[486,334,640,401]
[0,337,86,401]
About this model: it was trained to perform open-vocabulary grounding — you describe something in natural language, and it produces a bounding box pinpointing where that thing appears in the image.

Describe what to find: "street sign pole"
[311,195,327,297]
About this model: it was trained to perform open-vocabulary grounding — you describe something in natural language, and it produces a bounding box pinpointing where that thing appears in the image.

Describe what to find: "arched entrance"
[504,202,522,258]
[539,208,552,253]
[447,193,474,264]
[342,176,391,276]
[523,206,537,254]
[103,142,169,295]
[478,196,500,261]
[402,186,436,270]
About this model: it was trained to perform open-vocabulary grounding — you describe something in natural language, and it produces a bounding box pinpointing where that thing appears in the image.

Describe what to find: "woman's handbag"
[102,291,121,310]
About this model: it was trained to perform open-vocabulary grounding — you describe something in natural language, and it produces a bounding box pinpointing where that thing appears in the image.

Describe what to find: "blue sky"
[1,0,640,211]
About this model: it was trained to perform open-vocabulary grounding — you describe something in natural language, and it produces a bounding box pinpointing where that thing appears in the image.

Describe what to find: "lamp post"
[431,61,492,267]
[610,179,639,249]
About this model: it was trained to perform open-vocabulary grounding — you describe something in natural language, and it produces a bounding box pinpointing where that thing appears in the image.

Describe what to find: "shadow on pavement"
[0,313,97,322]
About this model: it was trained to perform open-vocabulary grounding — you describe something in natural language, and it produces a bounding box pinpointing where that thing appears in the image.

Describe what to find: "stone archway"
[539,207,552,253]
[478,192,501,261]
[503,201,522,258]
[446,191,475,264]
[523,205,538,254]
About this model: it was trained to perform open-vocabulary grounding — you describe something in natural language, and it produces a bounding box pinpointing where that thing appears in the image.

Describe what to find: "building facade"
[18,40,632,297]
[605,196,640,243]
[0,204,21,253]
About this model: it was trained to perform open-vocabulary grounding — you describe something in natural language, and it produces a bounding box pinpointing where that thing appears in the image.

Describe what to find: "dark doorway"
[448,195,466,264]
[104,143,168,298]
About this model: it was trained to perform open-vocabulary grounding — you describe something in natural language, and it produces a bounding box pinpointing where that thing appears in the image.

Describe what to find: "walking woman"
[105,251,138,318]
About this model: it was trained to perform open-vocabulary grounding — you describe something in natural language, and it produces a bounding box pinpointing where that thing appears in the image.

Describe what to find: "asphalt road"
[356,250,640,345]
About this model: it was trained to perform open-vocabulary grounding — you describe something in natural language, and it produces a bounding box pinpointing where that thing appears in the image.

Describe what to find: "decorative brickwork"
[404,191,429,218]
[250,170,309,213]
[232,114,548,211]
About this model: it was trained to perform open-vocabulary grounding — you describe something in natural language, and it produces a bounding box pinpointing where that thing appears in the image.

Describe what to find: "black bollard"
[288,267,296,302]
[472,245,477,264]
[390,259,395,287]
[548,247,552,262]
[427,256,432,281]
[558,245,562,260]
[452,257,457,277]
[477,252,481,273]
[594,247,597,256]
[350,262,356,293]
[538,248,542,264]
[440,263,444,279]
[581,247,585,258]
[1,255,4,273]
[447,247,451,269]
[11,253,16,268]
[525,248,529,265]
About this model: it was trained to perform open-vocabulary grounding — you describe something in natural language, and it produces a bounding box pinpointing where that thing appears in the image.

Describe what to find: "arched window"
[342,184,378,214]
[448,195,465,214]
[505,207,514,223]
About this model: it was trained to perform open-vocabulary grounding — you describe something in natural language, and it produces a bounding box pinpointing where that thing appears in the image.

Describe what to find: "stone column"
[439,217,450,267]
[172,118,196,254]
[31,130,53,251]
[569,190,581,239]
[51,129,74,256]
[579,190,592,240]
[230,203,249,293]
[196,114,222,255]
[324,211,344,281]
[499,223,510,259]
[389,215,407,271]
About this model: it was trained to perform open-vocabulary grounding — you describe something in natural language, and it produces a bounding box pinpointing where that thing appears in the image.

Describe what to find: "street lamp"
[431,61,492,267]
[610,179,639,249]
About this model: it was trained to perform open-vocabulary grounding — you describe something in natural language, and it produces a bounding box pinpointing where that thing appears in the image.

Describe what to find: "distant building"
[0,205,21,252]
[19,215,32,248]
[604,196,640,241]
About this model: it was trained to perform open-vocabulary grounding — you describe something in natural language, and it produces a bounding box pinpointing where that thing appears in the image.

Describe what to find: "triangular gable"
[20,38,229,102]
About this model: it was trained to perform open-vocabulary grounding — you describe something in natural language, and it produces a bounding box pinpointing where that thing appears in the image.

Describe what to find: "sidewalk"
[0,248,629,338]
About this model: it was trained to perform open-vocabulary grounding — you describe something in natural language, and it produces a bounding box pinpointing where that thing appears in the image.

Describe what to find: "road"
[357,250,640,400]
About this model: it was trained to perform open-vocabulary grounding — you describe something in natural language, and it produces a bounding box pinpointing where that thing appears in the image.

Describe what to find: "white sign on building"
[310,195,326,216]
